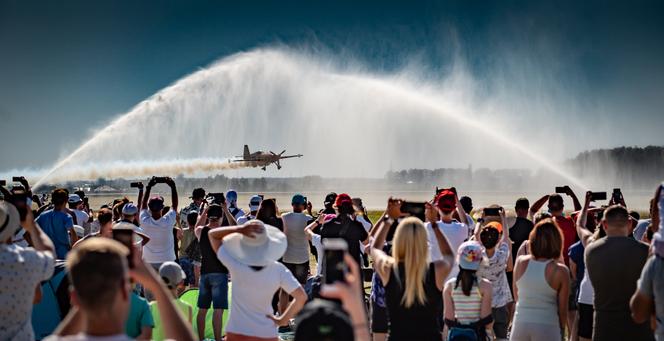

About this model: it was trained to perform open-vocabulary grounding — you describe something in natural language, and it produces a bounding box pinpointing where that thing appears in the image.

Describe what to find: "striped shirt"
[448,278,482,324]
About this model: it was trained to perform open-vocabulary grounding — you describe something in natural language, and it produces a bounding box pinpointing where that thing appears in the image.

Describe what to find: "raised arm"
[370,199,400,284]
[142,177,156,209]
[564,186,582,211]
[576,191,594,247]
[427,202,454,289]
[455,192,468,226]
[135,182,144,212]
[221,203,237,226]
[167,177,178,212]
[305,214,325,241]
[529,194,550,221]
[194,202,208,240]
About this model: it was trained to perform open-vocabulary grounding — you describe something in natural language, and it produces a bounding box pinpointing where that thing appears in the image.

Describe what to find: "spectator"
[178,188,205,287]
[584,202,652,340]
[139,177,179,270]
[280,194,312,313]
[630,184,664,340]
[256,198,283,231]
[633,198,654,241]
[511,219,570,341]
[150,262,194,341]
[0,201,55,341]
[226,190,246,221]
[443,241,493,340]
[208,220,307,341]
[509,198,534,263]
[529,187,581,266]
[476,219,512,341]
[321,192,338,215]
[194,203,236,341]
[296,253,371,341]
[459,195,476,231]
[121,203,140,226]
[427,189,469,281]
[45,238,194,341]
[125,282,154,340]
[68,194,90,235]
[36,188,78,259]
[237,195,262,225]
[569,206,599,341]
[369,200,454,341]
[319,193,368,269]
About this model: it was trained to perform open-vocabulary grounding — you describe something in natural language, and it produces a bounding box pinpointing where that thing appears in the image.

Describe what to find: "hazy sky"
[1,0,663,173]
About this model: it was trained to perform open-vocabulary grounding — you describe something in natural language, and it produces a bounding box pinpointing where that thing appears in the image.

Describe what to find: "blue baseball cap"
[249,195,262,211]
[292,194,306,205]
[122,203,138,215]
[226,190,238,202]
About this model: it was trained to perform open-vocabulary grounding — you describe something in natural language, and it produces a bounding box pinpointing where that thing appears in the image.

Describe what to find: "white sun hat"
[0,201,21,242]
[222,219,287,267]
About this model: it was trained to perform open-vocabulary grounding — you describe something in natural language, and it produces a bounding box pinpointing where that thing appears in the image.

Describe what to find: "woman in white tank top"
[511,219,570,341]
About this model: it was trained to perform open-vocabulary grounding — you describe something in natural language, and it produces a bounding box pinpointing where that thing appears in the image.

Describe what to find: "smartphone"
[323,238,348,284]
[130,182,142,188]
[112,229,135,268]
[303,196,308,204]
[400,201,426,221]
[555,186,566,194]
[612,188,622,202]
[0,180,6,186]
[590,192,607,201]
[483,207,502,217]
[12,176,22,182]
[206,193,226,205]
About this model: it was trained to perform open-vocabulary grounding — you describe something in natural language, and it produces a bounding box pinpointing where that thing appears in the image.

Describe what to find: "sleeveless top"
[200,226,228,274]
[447,278,482,324]
[385,262,442,341]
[514,259,559,326]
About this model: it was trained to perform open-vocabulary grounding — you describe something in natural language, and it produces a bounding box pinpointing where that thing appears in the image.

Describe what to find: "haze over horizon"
[1,1,663,181]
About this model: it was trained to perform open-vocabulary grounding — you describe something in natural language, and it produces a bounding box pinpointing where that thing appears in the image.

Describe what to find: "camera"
[400,201,426,221]
[12,176,23,182]
[153,177,169,183]
[206,193,226,205]
[0,180,6,186]
[590,192,607,201]
[323,238,348,284]
[130,182,142,188]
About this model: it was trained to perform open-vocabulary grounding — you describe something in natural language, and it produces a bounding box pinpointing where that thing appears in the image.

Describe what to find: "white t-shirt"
[577,270,595,305]
[281,212,313,264]
[236,214,255,225]
[44,333,134,341]
[477,241,513,308]
[73,209,89,227]
[139,209,177,263]
[426,220,469,281]
[216,245,301,338]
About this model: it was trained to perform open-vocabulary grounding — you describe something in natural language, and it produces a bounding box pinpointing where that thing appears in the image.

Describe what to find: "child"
[150,262,194,341]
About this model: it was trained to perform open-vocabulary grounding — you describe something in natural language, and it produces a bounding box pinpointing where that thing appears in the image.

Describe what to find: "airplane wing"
[279,154,303,159]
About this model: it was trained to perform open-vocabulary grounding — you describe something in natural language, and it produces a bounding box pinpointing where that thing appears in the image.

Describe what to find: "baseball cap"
[159,261,186,289]
[68,194,83,204]
[190,188,206,200]
[483,221,503,234]
[226,190,238,202]
[207,204,223,219]
[148,196,165,212]
[292,194,306,205]
[457,241,483,270]
[324,192,337,206]
[334,193,352,207]
[249,195,262,211]
[122,203,138,216]
[435,190,456,213]
[294,299,354,341]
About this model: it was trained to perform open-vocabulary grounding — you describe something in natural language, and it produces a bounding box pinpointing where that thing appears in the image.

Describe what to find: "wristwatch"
[382,215,394,225]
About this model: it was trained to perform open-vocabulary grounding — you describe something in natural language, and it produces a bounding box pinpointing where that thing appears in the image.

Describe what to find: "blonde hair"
[386,217,430,308]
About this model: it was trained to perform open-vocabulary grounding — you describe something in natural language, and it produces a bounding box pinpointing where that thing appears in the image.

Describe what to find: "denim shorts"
[178,257,195,286]
[197,272,229,309]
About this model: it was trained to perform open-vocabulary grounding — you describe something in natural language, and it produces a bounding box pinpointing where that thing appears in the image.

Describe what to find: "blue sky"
[1,0,663,171]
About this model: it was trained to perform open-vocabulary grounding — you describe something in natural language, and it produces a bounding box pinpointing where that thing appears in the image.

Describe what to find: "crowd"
[1,175,663,341]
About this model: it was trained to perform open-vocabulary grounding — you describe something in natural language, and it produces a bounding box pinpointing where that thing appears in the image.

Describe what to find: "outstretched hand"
[386,197,402,219]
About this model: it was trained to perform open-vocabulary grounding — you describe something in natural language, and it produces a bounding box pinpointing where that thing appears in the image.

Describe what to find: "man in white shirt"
[139,177,179,270]
[225,190,246,221]
[236,195,262,225]
[280,194,312,315]
[427,189,469,281]
[45,238,194,341]
[68,194,90,234]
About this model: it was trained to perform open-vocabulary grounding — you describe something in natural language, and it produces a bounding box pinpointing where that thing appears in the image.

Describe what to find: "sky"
[1,0,663,175]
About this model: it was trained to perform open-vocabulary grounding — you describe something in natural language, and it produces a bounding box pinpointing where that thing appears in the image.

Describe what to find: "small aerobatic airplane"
[232,145,303,170]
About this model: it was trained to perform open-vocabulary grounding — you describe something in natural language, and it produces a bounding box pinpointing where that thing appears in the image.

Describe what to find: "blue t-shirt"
[568,241,585,281]
[36,209,73,259]
[125,292,154,338]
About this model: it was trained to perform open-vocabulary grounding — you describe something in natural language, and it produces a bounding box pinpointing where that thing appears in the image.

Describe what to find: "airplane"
[232,145,303,170]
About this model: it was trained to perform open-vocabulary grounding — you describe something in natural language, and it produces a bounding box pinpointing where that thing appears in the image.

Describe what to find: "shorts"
[371,300,388,333]
[492,305,509,339]
[284,261,309,284]
[568,279,578,311]
[577,303,594,339]
[511,321,561,341]
[178,257,195,286]
[198,272,229,309]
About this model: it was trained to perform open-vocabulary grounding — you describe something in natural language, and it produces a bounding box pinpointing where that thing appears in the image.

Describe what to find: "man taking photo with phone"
[140,177,179,272]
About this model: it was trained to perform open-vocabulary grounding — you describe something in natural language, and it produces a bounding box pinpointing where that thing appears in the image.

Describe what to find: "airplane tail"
[243,145,250,159]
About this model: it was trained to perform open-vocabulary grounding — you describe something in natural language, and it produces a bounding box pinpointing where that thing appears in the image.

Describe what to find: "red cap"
[435,190,456,213]
[334,193,353,207]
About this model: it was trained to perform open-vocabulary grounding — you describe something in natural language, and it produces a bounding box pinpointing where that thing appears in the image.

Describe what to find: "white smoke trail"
[31,48,587,189]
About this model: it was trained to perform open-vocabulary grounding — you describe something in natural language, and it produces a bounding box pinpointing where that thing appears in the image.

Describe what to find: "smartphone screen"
[112,229,135,268]
[483,207,501,217]
[555,186,566,194]
[400,201,426,221]
[323,238,348,284]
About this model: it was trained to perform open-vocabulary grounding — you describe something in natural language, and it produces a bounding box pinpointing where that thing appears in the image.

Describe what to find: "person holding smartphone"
[139,177,179,272]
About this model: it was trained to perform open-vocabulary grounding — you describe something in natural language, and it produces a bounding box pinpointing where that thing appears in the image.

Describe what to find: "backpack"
[448,326,479,341]
[445,315,493,341]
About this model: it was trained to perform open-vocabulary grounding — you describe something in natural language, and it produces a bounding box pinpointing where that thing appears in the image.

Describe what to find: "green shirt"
[125,292,154,338]
[149,299,193,341]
